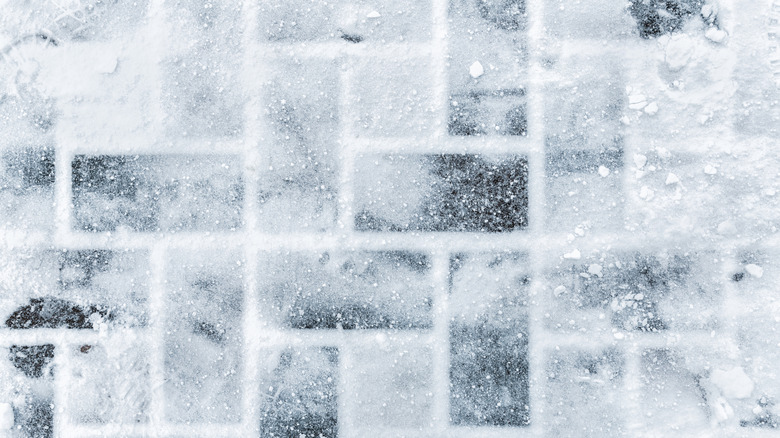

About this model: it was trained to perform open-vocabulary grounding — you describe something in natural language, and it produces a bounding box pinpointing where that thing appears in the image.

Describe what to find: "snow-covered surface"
[0,0,779,437]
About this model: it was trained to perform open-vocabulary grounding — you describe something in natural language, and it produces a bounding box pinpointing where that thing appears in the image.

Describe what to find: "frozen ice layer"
[545,0,636,39]
[259,347,338,438]
[1,248,149,330]
[638,349,710,433]
[164,249,243,423]
[449,0,528,92]
[72,154,244,233]
[258,251,433,330]
[626,150,780,238]
[545,57,624,152]
[162,54,244,139]
[259,0,431,43]
[0,147,55,231]
[352,344,433,428]
[544,349,625,437]
[627,0,705,39]
[546,251,721,334]
[350,58,436,137]
[449,252,530,426]
[546,147,624,231]
[163,0,244,139]
[67,339,150,424]
[449,89,527,136]
[355,154,528,232]
[259,58,339,232]
[0,0,148,44]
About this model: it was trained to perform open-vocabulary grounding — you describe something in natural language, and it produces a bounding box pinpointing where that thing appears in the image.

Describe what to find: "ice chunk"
[704,164,718,175]
[711,367,754,399]
[563,249,581,260]
[367,10,381,18]
[598,166,610,177]
[665,173,680,185]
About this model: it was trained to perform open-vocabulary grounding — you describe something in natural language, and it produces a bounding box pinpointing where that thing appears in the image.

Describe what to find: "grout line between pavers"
[526,0,548,434]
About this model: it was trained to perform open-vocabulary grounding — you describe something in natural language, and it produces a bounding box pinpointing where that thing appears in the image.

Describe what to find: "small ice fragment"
[701,4,715,21]
[712,397,734,423]
[588,264,603,277]
[574,225,585,236]
[745,264,764,278]
[563,249,581,260]
[367,10,381,18]
[96,56,118,74]
[613,332,625,340]
[633,154,647,169]
[711,367,754,399]
[639,186,654,200]
[705,27,727,43]
[644,102,658,115]
[665,173,680,185]
[620,115,631,125]
[717,220,738,236]
[763,188,776,197]
[469,61,484,78]
[704,164,718,175]
[553,285,567,297]
[0,403,12,429]
[628,94,647,110]
[598,166,610,177]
